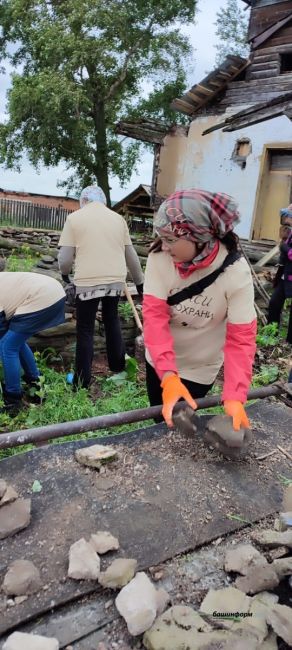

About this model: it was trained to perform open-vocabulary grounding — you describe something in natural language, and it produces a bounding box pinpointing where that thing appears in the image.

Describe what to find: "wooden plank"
[248,70,279,79]
[255,244,279,268]
[253,12,292,50]
[260,43,292,55]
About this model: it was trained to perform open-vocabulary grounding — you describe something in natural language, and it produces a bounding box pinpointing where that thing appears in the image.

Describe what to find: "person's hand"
[161,374,197,427]
[224,400,250,431]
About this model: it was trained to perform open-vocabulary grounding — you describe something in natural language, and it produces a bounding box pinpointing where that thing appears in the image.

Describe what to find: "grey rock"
[99,558,137,589]
[207,415,245,448]
[89,531,119,554]
[3,560,41,596]
[235,564,279,595]
[203,416,253,459]
[3,632,59,650]
[115,572,158,636]
[143,606,230,650]
[0,499,31,539]
[156,587,171,615]
[224,544,267,575]
[0,479,7,498]
[282,485,292,512]
[266,604,292,645]
[75,444,118,469]
[68,538,100,580]
[251,529,292,548]
[0,485,18,507]
[200,587,251,629]
[272,557,292,578]
[279,511,292,530]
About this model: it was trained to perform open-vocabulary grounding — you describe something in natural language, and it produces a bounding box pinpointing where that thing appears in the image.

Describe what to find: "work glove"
[161,374,197,428]
[61,274,71,284]
[136,283,143,297]
[224,400,250,431]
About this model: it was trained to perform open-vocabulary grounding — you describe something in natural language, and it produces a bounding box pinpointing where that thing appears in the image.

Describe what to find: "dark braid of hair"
[219,231,239,252]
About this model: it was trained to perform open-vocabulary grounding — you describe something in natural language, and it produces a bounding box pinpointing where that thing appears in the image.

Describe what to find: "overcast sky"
[0,0,229,200]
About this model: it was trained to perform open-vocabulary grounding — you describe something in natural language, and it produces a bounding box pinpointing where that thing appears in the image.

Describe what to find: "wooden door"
[254,149,292,241]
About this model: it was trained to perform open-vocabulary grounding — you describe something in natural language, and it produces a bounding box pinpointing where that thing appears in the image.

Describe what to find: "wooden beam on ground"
[255,244,279,268]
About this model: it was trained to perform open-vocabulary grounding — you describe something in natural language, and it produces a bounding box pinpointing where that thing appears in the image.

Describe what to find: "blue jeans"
[0,330,39,395]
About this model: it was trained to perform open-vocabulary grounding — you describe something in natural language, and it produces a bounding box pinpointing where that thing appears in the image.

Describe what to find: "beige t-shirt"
[58,202,132,287]
[144,244,256,384]
[0,272,65,320]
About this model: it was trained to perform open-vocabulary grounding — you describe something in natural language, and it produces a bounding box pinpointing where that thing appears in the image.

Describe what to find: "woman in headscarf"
[267,205,292,345]
[142,189,257,431]
[58,185,144,388]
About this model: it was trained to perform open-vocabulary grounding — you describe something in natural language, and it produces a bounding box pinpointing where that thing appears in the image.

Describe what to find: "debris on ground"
[224,544,267,575]
[251,529,292,548]
[2,631,59,650]
[74,444,118,469]
[0,484,18,506]
[282,485,292,512]
[99,558,138,588]
[68,538,100,580]
[3,560,41,596]
[0,498,31,539]
[115,571,161,635]
[89,531,120,554]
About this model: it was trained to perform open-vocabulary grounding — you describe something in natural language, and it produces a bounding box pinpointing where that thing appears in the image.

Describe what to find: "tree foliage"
[0,0,197,202]
[215,0,249,66]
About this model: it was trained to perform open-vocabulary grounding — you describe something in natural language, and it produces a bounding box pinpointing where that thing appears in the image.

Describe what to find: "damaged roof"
[171,55,249,117]
[115,119,177,144]
[202,90,292,134]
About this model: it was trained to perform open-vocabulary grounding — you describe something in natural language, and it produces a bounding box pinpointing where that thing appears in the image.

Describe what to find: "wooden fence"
[0,199,72,230]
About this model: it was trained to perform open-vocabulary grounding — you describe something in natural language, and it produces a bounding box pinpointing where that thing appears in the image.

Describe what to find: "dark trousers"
[267,281,292,344]
[146,360,213,421]
[74,295,125,388]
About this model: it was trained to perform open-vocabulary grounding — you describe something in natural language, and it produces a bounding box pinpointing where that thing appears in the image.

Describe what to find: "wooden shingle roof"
[171,55,249,116]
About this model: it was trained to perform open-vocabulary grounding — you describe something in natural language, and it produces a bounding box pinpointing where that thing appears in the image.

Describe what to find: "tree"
[0,0,197,204]
[214,0,250,66]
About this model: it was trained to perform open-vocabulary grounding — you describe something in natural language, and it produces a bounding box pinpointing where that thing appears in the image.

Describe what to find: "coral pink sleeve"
[142,294,178,380]
[222,319,257,403]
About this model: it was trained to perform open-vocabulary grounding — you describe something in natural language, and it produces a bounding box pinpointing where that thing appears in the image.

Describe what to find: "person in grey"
[58,185,144,388]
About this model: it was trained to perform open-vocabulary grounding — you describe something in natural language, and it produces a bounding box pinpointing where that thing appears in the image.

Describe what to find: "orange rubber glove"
[161,374,197,427]
[224,400,250,431]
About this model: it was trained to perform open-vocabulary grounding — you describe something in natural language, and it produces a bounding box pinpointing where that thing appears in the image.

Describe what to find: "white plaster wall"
[173,109,292,240]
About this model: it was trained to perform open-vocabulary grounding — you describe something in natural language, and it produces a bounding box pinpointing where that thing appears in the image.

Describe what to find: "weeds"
[6,245,38,272]
[0,351,149,459]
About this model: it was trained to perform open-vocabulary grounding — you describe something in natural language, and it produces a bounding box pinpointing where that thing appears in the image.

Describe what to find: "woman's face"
[160,234,198,262]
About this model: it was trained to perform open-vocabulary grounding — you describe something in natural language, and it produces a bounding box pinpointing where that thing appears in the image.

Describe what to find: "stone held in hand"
[203,415,253,459]
[68,538,100,580]
[89,531,119,554]
[99,558,137,589]
[3,560,41,596]
[2,631,59,650]
[75,444,118,469]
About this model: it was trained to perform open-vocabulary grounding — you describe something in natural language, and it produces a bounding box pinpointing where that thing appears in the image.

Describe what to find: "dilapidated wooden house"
[117,0,292,243]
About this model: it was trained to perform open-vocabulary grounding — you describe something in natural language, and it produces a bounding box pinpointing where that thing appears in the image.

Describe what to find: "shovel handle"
[124,285,143,332]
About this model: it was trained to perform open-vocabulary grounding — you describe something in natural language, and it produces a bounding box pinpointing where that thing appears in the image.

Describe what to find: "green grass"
[0,352,150,460]
[6,245,38,272]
